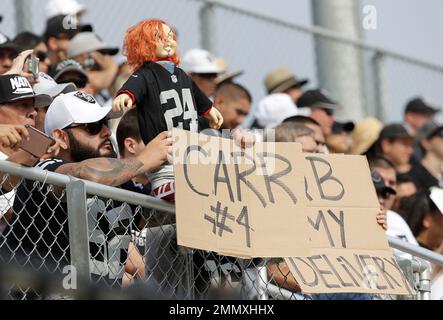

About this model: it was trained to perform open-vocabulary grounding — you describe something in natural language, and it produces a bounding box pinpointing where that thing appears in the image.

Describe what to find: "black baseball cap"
[332,121,355,134]
[0,74,52,107]
[405,97,440,116]
[371,170,396,196]
[44,14,93,41]
[297,89,341,110]
[0,31,19,54]
[53,59,89,81]
[379,123,412,141]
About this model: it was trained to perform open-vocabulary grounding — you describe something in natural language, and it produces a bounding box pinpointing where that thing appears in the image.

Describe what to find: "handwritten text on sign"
[173,130,413,295]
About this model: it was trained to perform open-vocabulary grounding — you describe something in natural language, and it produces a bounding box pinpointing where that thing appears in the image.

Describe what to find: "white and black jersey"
[1,159,134,287]
[117,61,213,145]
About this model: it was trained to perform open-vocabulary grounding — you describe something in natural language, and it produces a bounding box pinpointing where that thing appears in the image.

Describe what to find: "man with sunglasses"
[409,119,443,191]
[13,31,52,74]
[53,59,89,92]
[2,91,171,287]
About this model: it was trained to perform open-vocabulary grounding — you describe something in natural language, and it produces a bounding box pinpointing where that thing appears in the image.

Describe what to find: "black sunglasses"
[35,51,49,62]
[66,119,108,135]
[431,130,443,139]
[323,108,334,116]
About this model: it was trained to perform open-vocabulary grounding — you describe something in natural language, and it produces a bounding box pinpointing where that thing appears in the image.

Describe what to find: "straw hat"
[350,117,383,155]
[264,67,309,94]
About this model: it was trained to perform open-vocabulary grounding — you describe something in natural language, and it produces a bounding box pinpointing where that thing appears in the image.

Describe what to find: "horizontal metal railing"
[1,159,442,267]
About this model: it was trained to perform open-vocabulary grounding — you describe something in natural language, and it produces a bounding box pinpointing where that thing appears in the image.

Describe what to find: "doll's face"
[155,24,177,58]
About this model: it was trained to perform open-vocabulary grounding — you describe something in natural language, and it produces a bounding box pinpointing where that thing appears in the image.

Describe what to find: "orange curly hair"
[123,19,180,70]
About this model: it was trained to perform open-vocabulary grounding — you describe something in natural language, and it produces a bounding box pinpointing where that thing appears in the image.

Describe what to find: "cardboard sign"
[173,130,414,295]
[285,153,414,295]
[173,129,309,258]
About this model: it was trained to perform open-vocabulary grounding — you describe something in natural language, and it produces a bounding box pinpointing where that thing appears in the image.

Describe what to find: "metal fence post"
[372,51,387,121]
[200,2,217,55]
[66,179,91,284]
[14,0,33,34]
[418,265,431,300]
[256,263,269,300]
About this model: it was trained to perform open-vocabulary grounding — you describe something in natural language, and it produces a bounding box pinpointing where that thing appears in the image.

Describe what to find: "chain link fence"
[0,159,440,300]
[1,0,443,124]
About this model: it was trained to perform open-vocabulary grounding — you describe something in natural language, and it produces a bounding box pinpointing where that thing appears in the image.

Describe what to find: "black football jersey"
[117,62,213,144]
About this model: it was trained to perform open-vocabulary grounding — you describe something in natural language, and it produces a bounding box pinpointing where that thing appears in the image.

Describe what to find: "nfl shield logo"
[171,75,178,83]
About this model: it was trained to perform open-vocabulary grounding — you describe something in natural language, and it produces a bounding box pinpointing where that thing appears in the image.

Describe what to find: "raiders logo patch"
[74,91,96,104]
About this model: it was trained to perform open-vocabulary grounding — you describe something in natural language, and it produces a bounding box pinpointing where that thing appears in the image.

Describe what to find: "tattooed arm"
[57,158,145,187]
[55,131,172,186]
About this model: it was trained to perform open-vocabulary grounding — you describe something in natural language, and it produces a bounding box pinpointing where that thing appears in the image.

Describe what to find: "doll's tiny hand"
[113,94,133,112]
[206,107,223,129]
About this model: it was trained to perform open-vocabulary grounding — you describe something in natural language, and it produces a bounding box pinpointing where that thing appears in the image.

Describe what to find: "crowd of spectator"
[0,0,442,300]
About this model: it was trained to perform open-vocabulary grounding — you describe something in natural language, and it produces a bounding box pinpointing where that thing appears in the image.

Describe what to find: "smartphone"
[18,125,55,158]
[27,55,40,80]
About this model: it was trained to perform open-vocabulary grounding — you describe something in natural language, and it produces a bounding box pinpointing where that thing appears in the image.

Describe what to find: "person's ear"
[380,139,391,154]
[124,137,137,156]
[214,95,224,110]
[52,129,68,150]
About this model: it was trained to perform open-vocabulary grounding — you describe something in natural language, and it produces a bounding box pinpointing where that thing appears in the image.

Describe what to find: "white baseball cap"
[254,93,298,129]
[33,72,77,99]
[67,32,119,58]
[46,0,86,20]
[44,91,123,135]
[181,49,223,74]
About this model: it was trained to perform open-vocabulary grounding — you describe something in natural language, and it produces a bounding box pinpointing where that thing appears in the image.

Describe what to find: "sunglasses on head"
[66,119,108,135]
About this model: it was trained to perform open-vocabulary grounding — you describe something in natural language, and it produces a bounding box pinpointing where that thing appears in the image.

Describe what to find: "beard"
[66,130,117,162]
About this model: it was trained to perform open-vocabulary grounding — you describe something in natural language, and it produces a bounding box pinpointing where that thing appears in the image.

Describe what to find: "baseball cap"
[0,74,52,107]
[371,170,396,196]
[46,0,87,20]
[53,59,88,82]
[332,121,355,134]
[297,89,341,110]
[264,68,309,94]
[255,93,298,129]
[405,97,440,116]
[44,14,92,41]
[379,123,413,141]
[0,31,19,54]
[430,187,443,215]
[44,91,123,135]
[67,32,119,58]
[182,49,223,74]
[415,118,443,141]
[33,72,77,99]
